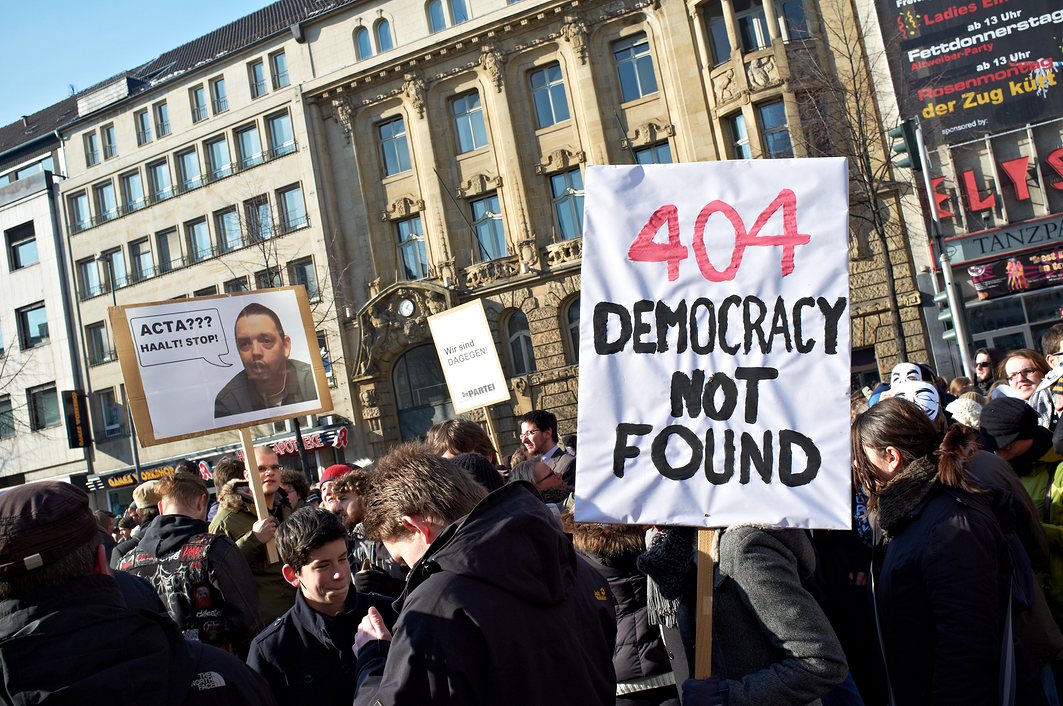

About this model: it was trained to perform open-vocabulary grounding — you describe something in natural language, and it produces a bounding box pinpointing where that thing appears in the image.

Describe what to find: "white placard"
[111,287,331,445]
[574,160,851,529]
[428,300,511,414]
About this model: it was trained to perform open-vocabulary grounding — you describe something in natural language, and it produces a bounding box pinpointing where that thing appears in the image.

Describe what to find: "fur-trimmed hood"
[565,517,646,559]
[217,478,254,513]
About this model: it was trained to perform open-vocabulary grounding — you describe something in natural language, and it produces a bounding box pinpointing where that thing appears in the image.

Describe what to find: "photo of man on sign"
[214,303,316,418]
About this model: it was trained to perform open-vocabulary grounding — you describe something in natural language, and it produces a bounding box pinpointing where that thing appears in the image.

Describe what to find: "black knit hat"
[0,482,98,578]
[979,397,1039,452]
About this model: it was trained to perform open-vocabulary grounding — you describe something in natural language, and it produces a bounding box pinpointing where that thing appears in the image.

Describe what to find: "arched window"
[393,344,454,441]
[426,0,447,32]
[449,0,469,23]
[565,296,580,363]
[375,19,394,52]
[507,310,536,376]
[355,27,373,59]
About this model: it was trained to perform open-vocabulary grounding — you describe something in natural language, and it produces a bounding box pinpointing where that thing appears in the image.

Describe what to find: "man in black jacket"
[0,481,275,706]
[247,508,393,706]
[352,443,618,705]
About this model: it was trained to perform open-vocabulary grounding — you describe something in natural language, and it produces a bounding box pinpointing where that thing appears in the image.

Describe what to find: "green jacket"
[1018,445,1063,622]
[209,481,295,625]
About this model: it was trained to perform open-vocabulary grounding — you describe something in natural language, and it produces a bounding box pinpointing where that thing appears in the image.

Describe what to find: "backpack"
[118,533,232,652]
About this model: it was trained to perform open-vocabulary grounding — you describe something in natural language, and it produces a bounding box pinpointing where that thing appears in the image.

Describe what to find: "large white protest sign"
[110,287,332,445]
[574,160,851,529]
[428,300,511,413]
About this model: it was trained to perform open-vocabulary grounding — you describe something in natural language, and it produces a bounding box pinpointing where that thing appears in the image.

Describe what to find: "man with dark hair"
[279,468,309,509]
[0,481,275,705]
[973,347,999,396]
[118,470,263,657]
[519,409,576,486]
[208,457,245,522]
[328,470,405,598]
[95,508,118,555]
[426,418,498,464]
[214,303,316,418]
[247,508,393,706]
[351,442,617,705]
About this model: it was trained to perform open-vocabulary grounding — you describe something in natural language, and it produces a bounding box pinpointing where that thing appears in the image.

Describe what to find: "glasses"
[975,361,992,368]
[1007,368,1038,382]
[534,469,559,484]
[520,428,543,439]
[258,464,282,472]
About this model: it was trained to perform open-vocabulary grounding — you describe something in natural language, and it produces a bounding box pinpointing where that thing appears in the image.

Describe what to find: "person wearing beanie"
[319,463,351,508]
[945,396,983,429]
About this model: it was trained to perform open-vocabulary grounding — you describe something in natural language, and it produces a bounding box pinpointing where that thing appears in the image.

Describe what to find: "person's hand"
[682,677,728,705]
[252,517,277,544]
[355,606,392,652]
[355,564,406,597]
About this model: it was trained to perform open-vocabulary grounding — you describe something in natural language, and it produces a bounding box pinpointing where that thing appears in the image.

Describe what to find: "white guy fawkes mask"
[890,363,922,387]
[892,380,941,421]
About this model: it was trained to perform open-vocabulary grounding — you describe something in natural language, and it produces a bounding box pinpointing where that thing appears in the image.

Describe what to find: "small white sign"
[574,160,852,529]
[428,300,511,414]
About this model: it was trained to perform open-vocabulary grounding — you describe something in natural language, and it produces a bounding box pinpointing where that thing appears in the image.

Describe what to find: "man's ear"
[401,514,440,545]
[281,564,301,589]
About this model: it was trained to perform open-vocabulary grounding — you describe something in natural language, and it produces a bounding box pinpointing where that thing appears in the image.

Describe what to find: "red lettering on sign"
[931,177,954,219]
[960,170,996,211]
[627,204,686,281]
[999,157,1031,201]
[1046,149,1063,191]
[333,427,349,449]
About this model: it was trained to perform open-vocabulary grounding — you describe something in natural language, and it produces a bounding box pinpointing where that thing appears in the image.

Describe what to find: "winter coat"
[208,480,294,624]
[0,573,276,706]
[1011,431,1063,623]
[712,526,847,706]
[247,589,395,706]
[1030,367,1062,430]
[873,455,1010,705]
[570,520,674,692]
[354,482,618,705]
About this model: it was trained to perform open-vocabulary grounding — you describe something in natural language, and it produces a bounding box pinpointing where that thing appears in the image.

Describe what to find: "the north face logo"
[191,671,227,690]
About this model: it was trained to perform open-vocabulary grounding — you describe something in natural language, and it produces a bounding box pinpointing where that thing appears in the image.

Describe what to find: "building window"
[729,113,752,158]
[193,285,218,297]
[147,159,173,201]
[190,85,208,122]
[245,195,273,240]
[6,223,38,270]
[27,384,60,431]
[97,388,124,437]
[102,124,117,159]
[705,4,733,64]
[758,101,793,158]
[210,76,228,113]
[78,258,102,298]
[426,0,447,32]
[277,185,307,232]
[130,238,154,282]
[613,33,658,102]
[120,170,146,212]
[266,111,296,157]
[205,136,232,181]
[176,149,202,192]
[471,193,506,260]
[1,156,53,185]
[255,267,283,289]
[69,192,91,232]
[215,208,243,253]
[317,331,335,386]
[156,228,180,273]
[778,0,811,39]
[94,181,118,222]
[236,124,264,168]
[0,396,13,439]
[270,51,289,89]
[530,63,570,129]
[379,116,411,176]
[186,219,212,262]
[450,0,468,23]
[735,0,771,52]
[355,26,373,59]
[86,322,112,365]
[84,132,100,167]
[224,276,249,293]
[375,19,394,51]
[550,168,585,240]
[135,109,152,145]
[249,59,267,98]
[565,296,580,363]
[289,257,319,300]
[452,91,488,153]
[506,310,535,375]
[17,302,48,348]
[634,142,673,164]
[396,215,428,280]
[104,248,127,290]
[153,100,171,137]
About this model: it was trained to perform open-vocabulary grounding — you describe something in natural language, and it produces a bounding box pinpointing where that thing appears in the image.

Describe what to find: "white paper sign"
[574,160,851,529]
[428,300,510,413]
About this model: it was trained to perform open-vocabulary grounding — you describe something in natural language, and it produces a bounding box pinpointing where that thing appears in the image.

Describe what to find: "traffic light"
[888,119,922,171]
[933,289,956,341]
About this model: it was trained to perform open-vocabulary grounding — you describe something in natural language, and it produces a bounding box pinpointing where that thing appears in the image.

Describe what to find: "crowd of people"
[1,323,1062,704]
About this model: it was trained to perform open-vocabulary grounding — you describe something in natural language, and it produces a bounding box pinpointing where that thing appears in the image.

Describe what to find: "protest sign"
[110,287,332,446]
[574,160,851,529]
[427,299,511,414]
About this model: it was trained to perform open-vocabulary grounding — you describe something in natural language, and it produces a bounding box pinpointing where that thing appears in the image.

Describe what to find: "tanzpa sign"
[574,161,852,529]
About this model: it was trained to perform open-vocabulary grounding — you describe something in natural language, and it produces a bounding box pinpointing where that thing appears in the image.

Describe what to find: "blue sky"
[2,0,274,127]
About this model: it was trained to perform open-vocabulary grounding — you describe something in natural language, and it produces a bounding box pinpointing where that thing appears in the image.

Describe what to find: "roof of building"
[0,96,78,158]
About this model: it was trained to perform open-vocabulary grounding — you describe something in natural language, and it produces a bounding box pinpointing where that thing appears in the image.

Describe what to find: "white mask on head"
[892,380,941,421]
[890,363,922,387]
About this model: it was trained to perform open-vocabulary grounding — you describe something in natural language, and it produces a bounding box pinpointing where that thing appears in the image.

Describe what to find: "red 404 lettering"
[626,189,811,282]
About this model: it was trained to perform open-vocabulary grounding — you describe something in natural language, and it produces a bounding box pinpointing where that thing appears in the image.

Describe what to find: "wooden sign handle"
[240,428,279,564]
[482,406,501,464]
[694,528,717,679]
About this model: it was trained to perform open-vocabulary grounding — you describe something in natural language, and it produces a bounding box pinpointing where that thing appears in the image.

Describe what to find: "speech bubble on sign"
[129,308,232,368]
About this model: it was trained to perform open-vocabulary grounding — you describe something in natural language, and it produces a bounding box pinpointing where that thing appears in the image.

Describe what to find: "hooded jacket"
[0,573,275,706]
[354,483,617,705]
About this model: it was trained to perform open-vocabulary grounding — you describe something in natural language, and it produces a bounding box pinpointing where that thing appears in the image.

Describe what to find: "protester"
[327,470,404,596]
[853,397,1010,705]
[0,481,275,705]
[426,418,499,464]
[247,508,394,706]
[279,468,309,509]
[318,463,350,509]
[118,469,263,657]
[519,409,576,485]
[974,347,1000,396]
[509,456,565,492]
[1030,323,1063,429]
[208,457,245,522]
[998,349,1051,402]
[111,479,164,567]
[95,508,118,556]
[210,445,295,624]
[450,450,506,491]
[351,442,617,704]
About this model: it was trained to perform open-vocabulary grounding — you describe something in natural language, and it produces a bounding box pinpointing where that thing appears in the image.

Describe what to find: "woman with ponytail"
[852,397,1011,705]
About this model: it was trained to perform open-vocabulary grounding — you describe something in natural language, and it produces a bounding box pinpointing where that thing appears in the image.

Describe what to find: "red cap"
[320,464,350,482]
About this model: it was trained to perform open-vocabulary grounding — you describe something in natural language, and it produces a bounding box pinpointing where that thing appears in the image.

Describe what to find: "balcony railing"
[88,347,117,366]
[212,97,229,113]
